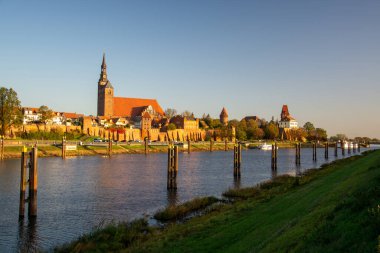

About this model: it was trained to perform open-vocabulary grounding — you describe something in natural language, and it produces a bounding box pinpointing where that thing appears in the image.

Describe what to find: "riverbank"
[55,150,380,252]
[0,141,305,159]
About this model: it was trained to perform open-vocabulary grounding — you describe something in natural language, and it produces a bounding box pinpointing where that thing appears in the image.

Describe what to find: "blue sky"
[1,0,379,138]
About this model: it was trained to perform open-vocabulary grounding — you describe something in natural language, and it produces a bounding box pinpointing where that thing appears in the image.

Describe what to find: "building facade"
[278,105,298,129]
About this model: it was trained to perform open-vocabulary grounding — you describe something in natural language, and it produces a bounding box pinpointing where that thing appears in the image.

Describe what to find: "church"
[97,54,164,122]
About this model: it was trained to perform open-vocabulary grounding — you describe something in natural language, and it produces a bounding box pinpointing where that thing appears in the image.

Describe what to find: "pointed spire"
[102,53,107,69]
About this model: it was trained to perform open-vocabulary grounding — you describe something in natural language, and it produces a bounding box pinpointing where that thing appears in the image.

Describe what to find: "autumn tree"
[39,105,54,125]
[264,122,279,140]
[0,87,22,136]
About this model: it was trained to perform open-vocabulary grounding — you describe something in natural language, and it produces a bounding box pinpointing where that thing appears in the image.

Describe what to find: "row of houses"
[22,108,83,126]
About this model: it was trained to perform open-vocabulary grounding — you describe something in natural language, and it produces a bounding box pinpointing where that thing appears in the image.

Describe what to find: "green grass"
[52,150,380,252]
[154,196,220,222]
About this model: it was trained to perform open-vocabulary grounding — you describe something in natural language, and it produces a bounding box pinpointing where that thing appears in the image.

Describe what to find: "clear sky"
[1,0,379,138]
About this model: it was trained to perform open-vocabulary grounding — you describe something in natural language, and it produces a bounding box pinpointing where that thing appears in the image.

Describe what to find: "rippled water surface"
[0,146,376,252]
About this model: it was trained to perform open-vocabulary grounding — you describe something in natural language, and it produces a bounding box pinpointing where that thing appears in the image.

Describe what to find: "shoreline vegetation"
[55,150,380,253]
[1,141,337,160]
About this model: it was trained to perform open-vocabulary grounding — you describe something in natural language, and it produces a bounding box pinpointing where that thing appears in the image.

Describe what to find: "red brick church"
[97,54,164,120]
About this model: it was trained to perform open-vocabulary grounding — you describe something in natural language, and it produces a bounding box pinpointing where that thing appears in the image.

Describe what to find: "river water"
[0,146,376,252]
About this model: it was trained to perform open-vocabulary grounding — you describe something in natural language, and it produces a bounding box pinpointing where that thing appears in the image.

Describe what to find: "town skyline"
[1,1,379,138]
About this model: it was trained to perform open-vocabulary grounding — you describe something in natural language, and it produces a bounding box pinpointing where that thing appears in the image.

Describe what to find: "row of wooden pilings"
[20,140,363,216]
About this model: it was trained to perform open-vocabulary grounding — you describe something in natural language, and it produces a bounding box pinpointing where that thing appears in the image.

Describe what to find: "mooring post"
[233,142,241,177]
[271,143,277,170]
[325,142,329,159]
[28,146,38,217]
[335,142,338,157]
[312,142,317,161]
[210,139,213,152]
[341,141,345,156]
[108,137,112,157]
[19,147,28,218]
[225,138,228,151]
[144,137,148,155]
[167,144,178,190]
[61,136,66,159]
[174,146,179,173]
[188,138,191,154]
[295,143,301,165]
[358,143,361,152]
[353,142,356,153]
[0,135,4,160]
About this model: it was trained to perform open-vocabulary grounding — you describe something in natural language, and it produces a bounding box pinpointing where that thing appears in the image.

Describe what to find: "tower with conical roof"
[219,107,228,126]
[97,53,114,117]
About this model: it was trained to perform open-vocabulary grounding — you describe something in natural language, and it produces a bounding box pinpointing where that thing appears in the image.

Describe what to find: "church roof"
[113,97,164,117]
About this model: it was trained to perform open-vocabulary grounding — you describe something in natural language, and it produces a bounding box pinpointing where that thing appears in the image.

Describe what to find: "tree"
[303,122,315,132]
[0,87,22,136]
[164,108,177,118]
[182,110,193,117]
[167,123,176,130]
[315,128,328,141]
[39,105,54,125]
[264,122,279,140]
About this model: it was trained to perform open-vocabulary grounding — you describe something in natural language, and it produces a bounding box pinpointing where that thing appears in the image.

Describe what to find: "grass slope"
[56,151,380,253]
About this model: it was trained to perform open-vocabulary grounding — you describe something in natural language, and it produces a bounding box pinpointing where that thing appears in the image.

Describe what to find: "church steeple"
[99,53,110,85]
[97,53,114,117]
[101,53,107,70]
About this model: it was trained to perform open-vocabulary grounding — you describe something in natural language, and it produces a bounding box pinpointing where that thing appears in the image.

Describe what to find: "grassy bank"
[56,150,380,253]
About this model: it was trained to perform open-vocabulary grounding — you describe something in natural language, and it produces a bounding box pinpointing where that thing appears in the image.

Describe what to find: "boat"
[258,143,276,150]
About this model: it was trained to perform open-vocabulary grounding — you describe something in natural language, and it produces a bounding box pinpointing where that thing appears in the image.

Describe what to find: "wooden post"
[225,139,228,151]
[353,143,356,153]
[348,142,351,154]
[334,142,338,157]
[233,143,241,177]
[295,143,301,165]
[358,143,361,152]
[62,136,66,159]
[271,143,277,170]
[341,141,345,156]
[19,149,27,218]
[28,147,38,217]
[188,139,191,154]
[312,142,317,161]
[210,139,213,152]
[174,146,179,173]
[0,135,4,160]
[108,137,112,157]
[167,144,178,190]
[144,137,148,155]
[325,142,329,159]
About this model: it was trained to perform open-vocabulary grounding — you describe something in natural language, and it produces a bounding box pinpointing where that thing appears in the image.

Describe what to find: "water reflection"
[167,190,178,206]
[233,176,241,189]
[271,168,278,179]
[17,218,38,253]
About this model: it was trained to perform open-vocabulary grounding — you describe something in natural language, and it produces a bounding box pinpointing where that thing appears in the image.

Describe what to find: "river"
[0,146,376,252]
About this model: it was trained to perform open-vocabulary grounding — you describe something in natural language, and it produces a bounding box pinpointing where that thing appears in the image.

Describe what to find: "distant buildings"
[22,107,83,126]
[279,105,298,129]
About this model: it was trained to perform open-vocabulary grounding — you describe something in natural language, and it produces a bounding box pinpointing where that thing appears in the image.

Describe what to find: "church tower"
[219,107,228,126]
[97,53,114,117]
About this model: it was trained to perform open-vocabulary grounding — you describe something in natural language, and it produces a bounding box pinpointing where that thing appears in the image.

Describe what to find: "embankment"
[55,150,380,253]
